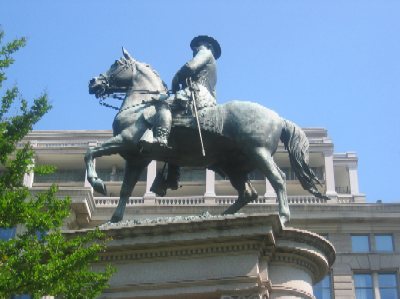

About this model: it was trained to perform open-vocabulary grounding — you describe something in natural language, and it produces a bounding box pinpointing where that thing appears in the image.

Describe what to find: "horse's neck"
[120,92,152,110]
[120,73,165,110]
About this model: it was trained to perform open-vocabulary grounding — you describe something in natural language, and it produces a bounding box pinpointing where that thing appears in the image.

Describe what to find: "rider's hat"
[190,35,221,59]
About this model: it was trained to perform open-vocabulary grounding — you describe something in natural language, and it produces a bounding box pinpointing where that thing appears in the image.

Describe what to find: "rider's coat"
[173,48,217,109]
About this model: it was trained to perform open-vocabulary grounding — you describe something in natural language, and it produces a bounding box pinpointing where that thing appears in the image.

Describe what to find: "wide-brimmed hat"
[190,35,221,59]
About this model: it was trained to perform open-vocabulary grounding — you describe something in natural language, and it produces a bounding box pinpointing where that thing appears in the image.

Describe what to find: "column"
[204,169,216,198]
[110,165,117,181]
[23,141,36,188]
[372,272,381,299]
[23,158,35,188]
[324,149,337,198]
[348,163,359,195]
[144,160,157,198]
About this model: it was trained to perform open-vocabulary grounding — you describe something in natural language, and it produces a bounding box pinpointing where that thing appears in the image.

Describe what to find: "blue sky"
[1,0,399,202]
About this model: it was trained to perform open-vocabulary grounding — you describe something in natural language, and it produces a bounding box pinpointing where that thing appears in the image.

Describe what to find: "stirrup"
[166,178,179,190]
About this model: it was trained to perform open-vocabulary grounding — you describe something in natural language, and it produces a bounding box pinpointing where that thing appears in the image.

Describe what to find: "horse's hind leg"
[251,147,290,225]
[110,158,150,223]
[222,171,258,215]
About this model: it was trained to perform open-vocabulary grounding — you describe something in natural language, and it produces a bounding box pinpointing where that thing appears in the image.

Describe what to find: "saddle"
[140,98,223,148]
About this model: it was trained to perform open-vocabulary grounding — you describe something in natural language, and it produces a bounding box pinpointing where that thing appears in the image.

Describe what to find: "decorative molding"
[271,252,318,278]
[100,241,262,263]
[95,197,144,206]
[156,196,205,206]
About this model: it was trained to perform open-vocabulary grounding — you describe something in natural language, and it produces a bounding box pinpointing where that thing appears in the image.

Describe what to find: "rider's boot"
[150,172,168,197]
[166,164,180,190]
[153,127,171,149]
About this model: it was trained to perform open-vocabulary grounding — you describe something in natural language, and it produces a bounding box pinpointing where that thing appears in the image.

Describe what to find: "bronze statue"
[86,36,328,225]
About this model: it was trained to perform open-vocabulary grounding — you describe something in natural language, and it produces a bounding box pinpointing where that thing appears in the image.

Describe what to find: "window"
[354,272,399,299]
[352,235,370,253]
[313,274,332,299]
[378,273,398,299]
[0,227,16,240]
[375,234,394,252]
[36,230,47,240]
[351,234,395,253]
[354,273,374,299]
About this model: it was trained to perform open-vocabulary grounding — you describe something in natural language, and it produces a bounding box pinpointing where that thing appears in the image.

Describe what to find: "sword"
[187,77,206,157]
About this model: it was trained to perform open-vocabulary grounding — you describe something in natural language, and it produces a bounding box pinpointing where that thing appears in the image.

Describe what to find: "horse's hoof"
[244,190,258,204]
[279,214,290,226]
[222,203,240,215]
[93,179,107,195]
[110,214,122,223]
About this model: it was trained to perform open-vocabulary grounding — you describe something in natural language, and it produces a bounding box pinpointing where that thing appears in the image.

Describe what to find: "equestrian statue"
[85,35,328,225]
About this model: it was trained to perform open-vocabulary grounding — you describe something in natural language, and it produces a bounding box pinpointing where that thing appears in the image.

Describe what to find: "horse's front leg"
[84,135,124,195]
[111,158,150,223]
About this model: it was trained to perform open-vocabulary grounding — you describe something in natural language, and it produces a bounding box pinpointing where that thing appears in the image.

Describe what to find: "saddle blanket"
[172,106,224,135]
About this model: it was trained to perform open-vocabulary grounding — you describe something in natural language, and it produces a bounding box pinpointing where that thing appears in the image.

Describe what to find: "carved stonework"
[99,241,262,263]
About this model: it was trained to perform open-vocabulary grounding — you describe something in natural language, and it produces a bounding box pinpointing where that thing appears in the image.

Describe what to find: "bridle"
[97,59,171,110]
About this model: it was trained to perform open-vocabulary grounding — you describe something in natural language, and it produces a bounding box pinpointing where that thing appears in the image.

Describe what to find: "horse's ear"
[122,47,134,61]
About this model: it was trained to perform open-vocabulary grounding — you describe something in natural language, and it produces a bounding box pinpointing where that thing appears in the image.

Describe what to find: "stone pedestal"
[81,214,335,299]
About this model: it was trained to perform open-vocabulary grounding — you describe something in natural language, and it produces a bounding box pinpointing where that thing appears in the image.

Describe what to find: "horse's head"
[89,48,137,98]
[89,48,167,98]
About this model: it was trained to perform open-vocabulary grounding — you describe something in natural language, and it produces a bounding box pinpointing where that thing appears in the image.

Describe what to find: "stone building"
[1,129,399,298]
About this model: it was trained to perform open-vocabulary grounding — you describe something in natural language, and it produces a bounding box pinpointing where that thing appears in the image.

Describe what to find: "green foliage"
[0,30,114,298]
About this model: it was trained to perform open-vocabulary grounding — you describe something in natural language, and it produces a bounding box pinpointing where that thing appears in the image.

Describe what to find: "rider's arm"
[185,48,213,73]
[172,49,213,92]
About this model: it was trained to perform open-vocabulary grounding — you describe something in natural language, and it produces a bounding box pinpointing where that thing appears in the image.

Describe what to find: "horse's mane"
[144,63,168,91]
[120,57,168,91]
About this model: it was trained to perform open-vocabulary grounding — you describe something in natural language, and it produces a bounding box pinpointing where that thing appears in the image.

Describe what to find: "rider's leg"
[153,103,172,147]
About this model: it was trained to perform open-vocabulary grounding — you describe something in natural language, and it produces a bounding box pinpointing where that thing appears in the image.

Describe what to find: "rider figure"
[150,35,221,193]
[171,35,220,112]
[152,35,221,147]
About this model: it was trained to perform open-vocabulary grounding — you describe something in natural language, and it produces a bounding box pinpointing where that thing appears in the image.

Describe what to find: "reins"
[99,89,173,111]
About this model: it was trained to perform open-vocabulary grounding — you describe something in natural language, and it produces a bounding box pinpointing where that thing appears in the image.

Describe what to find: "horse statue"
[86,48,328,225]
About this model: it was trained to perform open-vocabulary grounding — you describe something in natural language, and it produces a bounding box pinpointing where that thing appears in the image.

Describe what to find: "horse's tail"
[280,118,329,200]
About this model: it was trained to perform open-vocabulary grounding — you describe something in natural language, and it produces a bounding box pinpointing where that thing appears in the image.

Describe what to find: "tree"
[0,30,114,298]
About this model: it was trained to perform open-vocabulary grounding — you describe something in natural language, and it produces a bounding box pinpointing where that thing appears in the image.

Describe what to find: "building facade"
[2,129,400,298]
